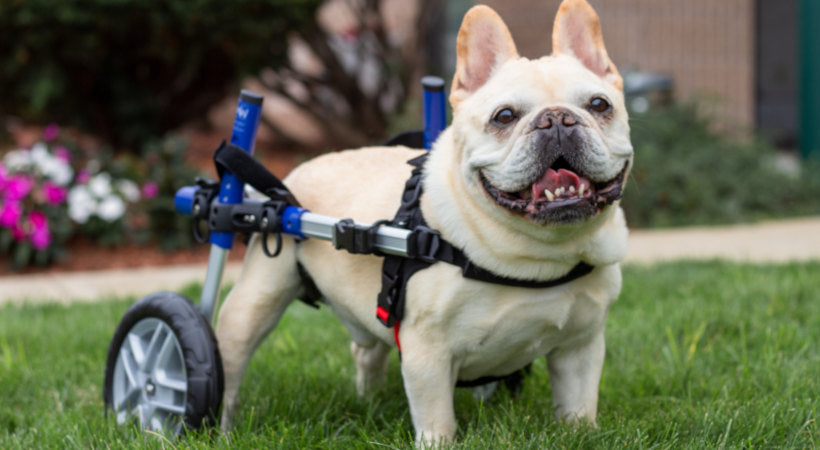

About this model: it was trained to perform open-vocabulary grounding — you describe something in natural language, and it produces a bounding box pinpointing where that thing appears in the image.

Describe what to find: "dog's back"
[284,146,424,224]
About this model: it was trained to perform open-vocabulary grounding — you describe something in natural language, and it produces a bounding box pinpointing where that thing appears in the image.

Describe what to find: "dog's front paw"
[555,408,598,429]
[415,430,455,449]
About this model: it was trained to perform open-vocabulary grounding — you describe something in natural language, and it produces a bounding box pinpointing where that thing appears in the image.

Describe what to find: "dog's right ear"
[450,5,519,109]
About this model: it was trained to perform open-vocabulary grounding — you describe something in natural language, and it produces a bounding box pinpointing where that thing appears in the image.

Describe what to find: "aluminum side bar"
[298,212,412,257]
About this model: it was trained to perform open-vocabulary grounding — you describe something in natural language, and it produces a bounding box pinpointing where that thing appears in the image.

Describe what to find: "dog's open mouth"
[481,158,628,223]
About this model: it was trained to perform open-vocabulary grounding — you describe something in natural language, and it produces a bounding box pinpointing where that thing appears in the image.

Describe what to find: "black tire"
[103,291,223,435]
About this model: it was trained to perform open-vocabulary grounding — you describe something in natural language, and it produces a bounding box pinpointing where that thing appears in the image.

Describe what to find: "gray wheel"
[110,317,188,434]
[104,292,223,436]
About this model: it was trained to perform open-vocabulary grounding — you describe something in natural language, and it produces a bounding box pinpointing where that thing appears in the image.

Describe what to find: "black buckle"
[265,187,301,209]
[376,270,401,327]
[332,219,387,255]
[407,226,441,262]
[191,178,219,243]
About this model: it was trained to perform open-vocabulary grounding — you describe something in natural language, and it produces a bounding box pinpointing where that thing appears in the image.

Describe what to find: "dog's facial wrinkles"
[476,88,630,225]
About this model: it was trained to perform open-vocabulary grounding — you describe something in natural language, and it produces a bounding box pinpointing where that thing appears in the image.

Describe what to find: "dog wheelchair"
[102,77,448,435]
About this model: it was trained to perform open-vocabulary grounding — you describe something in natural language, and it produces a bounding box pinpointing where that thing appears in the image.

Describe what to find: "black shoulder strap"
[213,140,300,207]
[375,153,596,328]
[383,130,425,149]
[376,155,430,327]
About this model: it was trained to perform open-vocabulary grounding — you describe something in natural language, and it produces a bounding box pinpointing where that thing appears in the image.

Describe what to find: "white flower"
[40,157,74,186]
[89,173,112,197]
[68,185,96,224]
[30,143,50,169]
[116,179,140,203]
[3,149,32,171]
[98,195,126,222]
[49,162,74,186]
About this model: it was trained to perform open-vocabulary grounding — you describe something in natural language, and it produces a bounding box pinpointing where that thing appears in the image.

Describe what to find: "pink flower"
[28,211,51,250]
[4,175,34,202]
[141,181,159,199]
[10,223,26,242]
[54,145,71,163]
[0,201,22,227]
[43,123,60,142]
[76,169,91,184]
[42,181,68,205]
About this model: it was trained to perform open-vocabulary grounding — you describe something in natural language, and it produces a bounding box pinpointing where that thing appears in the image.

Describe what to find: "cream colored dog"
[216,0,632,444]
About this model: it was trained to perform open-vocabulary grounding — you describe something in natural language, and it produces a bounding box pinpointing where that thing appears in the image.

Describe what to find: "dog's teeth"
[544,189,555,201]
[579,184,586,196]
[569,186,576,194]
[556,187,565,196]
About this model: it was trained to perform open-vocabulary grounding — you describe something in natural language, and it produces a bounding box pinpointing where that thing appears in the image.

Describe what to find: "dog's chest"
[406,263,620,380]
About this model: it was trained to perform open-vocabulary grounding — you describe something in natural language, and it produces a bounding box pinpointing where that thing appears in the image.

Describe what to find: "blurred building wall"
[482,0,756,129]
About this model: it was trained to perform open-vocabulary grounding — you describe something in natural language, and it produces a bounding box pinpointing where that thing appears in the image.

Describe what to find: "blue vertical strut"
[422,76,446,150]
[199,90,263,323]
[210,90,264,250]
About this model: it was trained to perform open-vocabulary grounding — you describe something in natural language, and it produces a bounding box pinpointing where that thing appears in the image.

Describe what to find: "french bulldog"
[216,0,632,444]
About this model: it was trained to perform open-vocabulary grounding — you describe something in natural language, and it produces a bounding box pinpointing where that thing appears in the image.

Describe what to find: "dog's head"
[447,0,632,226]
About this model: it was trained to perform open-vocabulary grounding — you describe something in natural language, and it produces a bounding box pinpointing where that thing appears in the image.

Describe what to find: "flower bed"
[0,125,179,269]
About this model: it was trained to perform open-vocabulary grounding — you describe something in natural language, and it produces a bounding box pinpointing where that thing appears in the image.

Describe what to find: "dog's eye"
[493,108,517,125]
[588,97,611,113]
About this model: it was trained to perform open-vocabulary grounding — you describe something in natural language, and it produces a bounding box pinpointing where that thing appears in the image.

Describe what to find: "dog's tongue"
[532,168,591,201]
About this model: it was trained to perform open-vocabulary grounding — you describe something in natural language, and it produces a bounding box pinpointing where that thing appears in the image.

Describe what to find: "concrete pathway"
[625,216,820,264]
[0,263,244,306]
[1,217,818,305]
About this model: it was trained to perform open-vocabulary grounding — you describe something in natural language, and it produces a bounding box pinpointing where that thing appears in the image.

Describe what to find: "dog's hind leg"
[215,234,303,432]
[350,339,390,396]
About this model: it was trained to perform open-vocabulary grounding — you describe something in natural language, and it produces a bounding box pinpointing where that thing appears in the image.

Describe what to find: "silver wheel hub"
[111,318,188,435]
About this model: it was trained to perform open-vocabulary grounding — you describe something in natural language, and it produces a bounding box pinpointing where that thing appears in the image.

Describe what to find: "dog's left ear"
[552,0,622,89]
[450,5,519,109]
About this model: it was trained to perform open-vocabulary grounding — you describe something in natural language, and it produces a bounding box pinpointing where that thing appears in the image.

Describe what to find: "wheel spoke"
[151,331,178,374]
[114,387,142,413]
[118,347,140,389]
[154,370,187,393]
[150,416,166,432]
[135,402,150,427]
[151,398,186,415]
[117,405,140,425]
[142,322,167,371]
[126,332,147,369]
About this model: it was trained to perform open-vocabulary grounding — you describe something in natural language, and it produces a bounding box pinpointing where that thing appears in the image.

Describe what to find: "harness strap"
[213,140,300,207]
[375,153,595,330]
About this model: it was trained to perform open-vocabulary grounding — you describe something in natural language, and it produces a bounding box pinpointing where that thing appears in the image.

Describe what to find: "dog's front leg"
[546,330,605,425]
[400,342,458,446]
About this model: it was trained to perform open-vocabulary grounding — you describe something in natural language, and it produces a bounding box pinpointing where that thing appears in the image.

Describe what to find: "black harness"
[375,153,595,333]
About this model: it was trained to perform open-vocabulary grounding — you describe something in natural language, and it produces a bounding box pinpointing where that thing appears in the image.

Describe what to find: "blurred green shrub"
[0,0,320,150]
[139,136,205,251]
[623,102,820,227]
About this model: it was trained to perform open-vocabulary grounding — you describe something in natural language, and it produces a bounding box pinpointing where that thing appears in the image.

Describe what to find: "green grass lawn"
[1,261,818,448]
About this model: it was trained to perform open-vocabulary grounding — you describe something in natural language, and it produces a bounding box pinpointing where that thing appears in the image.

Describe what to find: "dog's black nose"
[535,107,579,129]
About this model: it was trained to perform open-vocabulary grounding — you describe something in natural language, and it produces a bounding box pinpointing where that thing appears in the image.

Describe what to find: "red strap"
[393,320,402,353]
[376,306,390,323]
[376,306,402,352]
